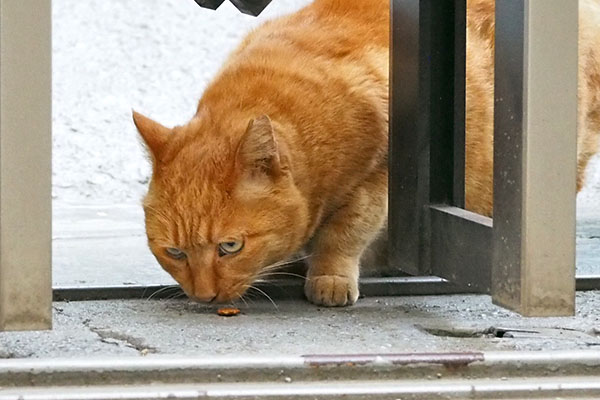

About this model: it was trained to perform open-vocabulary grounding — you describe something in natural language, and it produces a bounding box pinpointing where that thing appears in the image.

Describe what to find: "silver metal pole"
[493,0,578,316]
[0,0,52,330]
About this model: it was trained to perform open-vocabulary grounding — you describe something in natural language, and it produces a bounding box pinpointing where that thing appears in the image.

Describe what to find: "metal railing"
[389,0,578,316]
[2,351,600,399]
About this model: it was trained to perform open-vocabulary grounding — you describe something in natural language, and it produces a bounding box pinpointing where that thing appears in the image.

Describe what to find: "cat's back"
[239,0,389,55]
[196,0,390,213]
[221,0,389,83]
[200,0,390,155]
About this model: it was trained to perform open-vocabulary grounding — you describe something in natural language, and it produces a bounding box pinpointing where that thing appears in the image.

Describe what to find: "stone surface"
[1,292,599,359]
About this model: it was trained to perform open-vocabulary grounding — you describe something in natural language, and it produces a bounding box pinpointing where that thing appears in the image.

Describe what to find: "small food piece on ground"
[217,307,241,317]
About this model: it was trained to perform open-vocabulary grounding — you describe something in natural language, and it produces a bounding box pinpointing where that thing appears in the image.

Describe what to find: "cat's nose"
[190,293,217,303]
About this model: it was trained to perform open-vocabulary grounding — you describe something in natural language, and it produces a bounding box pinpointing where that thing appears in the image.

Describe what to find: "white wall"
[52,0,311,205]
[52,0,599,211]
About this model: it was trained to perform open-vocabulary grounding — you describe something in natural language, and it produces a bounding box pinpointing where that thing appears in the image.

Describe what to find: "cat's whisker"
[239,284,258,305]
[145,285,180,301]
[237,293,249,308]
[244,294,257,305]
[162,290,180,300]
[261,253,312,272]
[261,256,309,271]
[166,291,188,301]
[256,271,306,280]
[229,286,250,309]
[248,285,278,310]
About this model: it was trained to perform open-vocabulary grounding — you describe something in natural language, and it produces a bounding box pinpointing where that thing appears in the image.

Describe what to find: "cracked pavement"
[2,292,600,359]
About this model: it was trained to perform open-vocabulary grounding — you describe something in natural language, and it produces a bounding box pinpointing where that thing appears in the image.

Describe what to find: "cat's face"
[134,112,308,302]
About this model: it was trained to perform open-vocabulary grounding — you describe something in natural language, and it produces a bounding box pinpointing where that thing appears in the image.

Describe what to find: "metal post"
[390,0,486,284]
[452,0,466,209]
[389,0,426,276]
[0,0,52,330]
[492,0,578,316]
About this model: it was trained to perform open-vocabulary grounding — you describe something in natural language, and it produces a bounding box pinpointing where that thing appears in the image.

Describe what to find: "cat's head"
[133,111,309,302]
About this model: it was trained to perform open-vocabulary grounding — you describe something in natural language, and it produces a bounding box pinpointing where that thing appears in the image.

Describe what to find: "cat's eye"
[218,240,244,256]
[165,247,186,260]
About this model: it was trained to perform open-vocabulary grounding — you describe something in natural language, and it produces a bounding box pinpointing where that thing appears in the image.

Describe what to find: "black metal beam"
[429,205,492,293]
[230,0,272,16]
[52,275,600,302]
[193,0,225,10]
[51,277,476,302]
[491,0,526,310]
[453,0,467,208]
[193,0,272,16]
[389,0,467,276]
[389,0,426,276]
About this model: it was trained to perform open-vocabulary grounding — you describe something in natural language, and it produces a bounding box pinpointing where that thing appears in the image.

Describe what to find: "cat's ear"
[132,111,171,161]
[237,115,282,177]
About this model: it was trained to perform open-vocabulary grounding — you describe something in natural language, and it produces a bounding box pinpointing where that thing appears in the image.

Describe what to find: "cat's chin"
[185,294,217,303]
[183,289,244,304]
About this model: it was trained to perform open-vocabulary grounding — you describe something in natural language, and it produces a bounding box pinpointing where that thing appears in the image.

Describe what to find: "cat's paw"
[304,275,359,307]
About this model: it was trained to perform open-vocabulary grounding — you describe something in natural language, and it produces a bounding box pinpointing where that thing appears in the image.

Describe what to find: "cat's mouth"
[187,293,218,303]
[183,283,248,304]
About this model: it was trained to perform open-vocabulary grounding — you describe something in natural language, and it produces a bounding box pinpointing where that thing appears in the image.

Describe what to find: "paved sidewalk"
[53,204,174,287]
[1,292,599,359]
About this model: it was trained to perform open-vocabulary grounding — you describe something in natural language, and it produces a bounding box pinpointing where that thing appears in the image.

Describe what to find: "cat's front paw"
[304,275,359,307]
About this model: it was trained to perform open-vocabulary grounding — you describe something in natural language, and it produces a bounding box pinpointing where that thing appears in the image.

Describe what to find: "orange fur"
[465,0,600,216]
[134,0,600,306]
[134,0,389,306]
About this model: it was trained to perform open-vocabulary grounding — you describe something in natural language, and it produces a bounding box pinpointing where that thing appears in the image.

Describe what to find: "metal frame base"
[52,276,600,302]
[1,351,600,399]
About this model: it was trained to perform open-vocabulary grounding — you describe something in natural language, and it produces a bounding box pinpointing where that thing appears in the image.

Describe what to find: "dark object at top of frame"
[193,0,273,16]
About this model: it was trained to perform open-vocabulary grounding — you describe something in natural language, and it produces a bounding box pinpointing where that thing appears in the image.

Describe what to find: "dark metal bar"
[359,277,475,297]
[429,206,492,293]
[52,277,478,302]
[229,0,273,16]
[491,0,525,315]
[575,276,600,291]
[389,0,428,276]
[389,0,469,277]
[193,0,225,10]
[427,0,457,206]
[420,0,493,294]
[52,280,304,302]
[52,274,598,302]
[192,0,272,16]
[453,0,467,208]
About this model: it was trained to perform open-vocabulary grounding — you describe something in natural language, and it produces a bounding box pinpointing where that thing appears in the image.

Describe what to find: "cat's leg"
[305,167,387,306]
[576,113,600,192]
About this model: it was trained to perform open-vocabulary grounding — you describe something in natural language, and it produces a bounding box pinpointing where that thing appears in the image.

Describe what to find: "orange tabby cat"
[133,0,599,306]
[134,0,389,306]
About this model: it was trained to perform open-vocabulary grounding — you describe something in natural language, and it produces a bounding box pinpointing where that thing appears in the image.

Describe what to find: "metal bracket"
[193,0,225,10]
[193,0,273,16]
